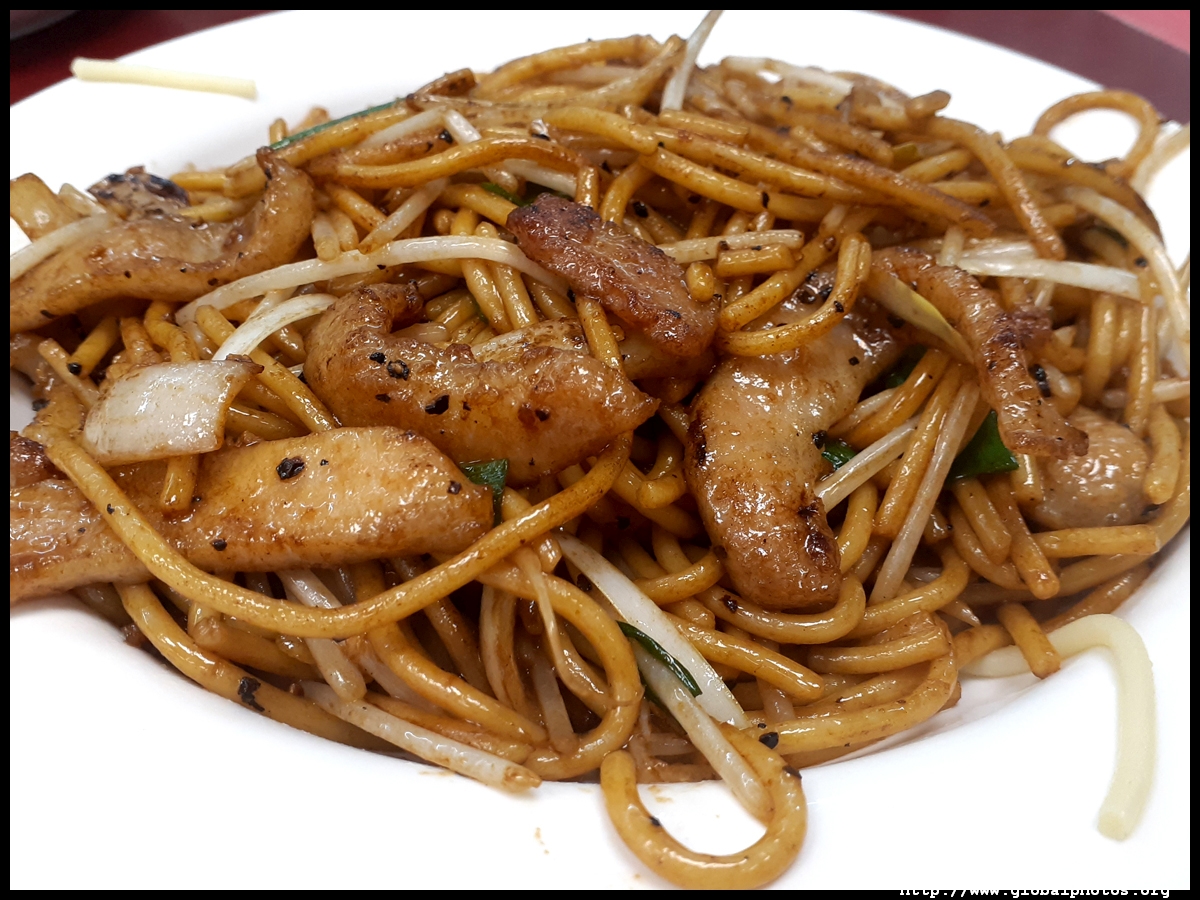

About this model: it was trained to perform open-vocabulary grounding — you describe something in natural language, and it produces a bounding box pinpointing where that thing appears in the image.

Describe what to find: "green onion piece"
[480,182,527,206]
[884,345,927,389]
[524,183,572,203]
[949,409,1019,480]
[821,438,857,470]
[460,458,509,524]
[269,100,400,151]
[618,622,701,697]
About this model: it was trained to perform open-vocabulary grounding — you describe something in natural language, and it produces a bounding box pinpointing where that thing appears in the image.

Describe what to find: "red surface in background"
[1104,9,1190,53]
[8,10,1192,120]
[9,10,271,105]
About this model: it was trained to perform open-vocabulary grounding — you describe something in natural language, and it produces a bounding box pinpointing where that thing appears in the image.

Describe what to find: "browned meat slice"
[303,283,657,485]
[686,305,900,610]
[10,151,315,332]
[10,431,59,489]
[507,194,717,359]
[1027,408,1152,529]
[88,167,191,219]
[10,427,492,603]
[873,247,1087,459]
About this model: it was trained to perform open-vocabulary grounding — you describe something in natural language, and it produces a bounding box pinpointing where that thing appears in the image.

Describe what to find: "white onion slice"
[955,256,1142,300]
[631,643,770,822]
[10,212,112,282]
[1062,185,1189,344]
[503,159,577,195]
[817,417,918,510]
[442,109,482,144]
[214,293,335,360]
[557,533,749,727]
[176,235,567,324]
[360,178,448,252]
[660,9,723,111]
[279,569,367,703]
[360,108,445,148]
[303,682,540,792]
[80,359,258,465]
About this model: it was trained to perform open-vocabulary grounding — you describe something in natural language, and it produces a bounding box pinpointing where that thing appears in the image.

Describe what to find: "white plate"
[10,10,1190,889]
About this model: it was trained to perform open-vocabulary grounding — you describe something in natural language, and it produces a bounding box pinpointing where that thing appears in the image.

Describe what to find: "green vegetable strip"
[460,458,509,524]
[949,409,1019,480]
[821,438,857,470]
[618,622,702,697]
[481,182,527,206]
[268,100,400,151]
[884,345,927,389]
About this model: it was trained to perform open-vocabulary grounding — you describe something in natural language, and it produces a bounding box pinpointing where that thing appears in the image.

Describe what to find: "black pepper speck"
[276,457,305,480]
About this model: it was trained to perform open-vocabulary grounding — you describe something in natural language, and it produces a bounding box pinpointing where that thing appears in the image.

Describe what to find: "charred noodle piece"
[303,283,657,484]
[10,151,314,333]
[10,427,492,603]
[874,247,1087,459]
[686,308,900,610]
[507,195,718,359]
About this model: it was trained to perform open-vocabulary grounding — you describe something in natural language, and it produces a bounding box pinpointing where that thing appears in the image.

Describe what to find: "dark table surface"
[9,9,1190,121]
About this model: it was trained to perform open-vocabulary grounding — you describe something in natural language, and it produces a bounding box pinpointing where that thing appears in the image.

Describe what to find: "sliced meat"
[10,431,59,489]
[10,151,315,332]
[873,247,1087,459]
[1027,407,1152,530]
[507,194,717,359]
[10,427,492,603]
[88,167,190,219]
[303,283,657,485]
[686,305,901,610]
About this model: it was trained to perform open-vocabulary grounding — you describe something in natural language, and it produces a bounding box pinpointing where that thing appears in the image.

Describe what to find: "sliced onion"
[214,293,335,360]
[864,268,973,360]
[80,358,259,465]
[359,178,448,252]
[503,159,577,195]
[177,235,568,324]
[557,533,749,727]
[955,255,1142,300]
[360,107,444,148]
[10,212,112,282]
[631,643,770,822]
[279,570,367,703]
[442,109,482,144]
[303,682,541,793]
[1062,185,1189,345]
[660,9,723,111]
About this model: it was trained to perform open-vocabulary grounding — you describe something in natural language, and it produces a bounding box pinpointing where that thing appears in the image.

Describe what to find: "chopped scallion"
[821,438,857,470]
[949,409,1019,480]
[618,622,701,696]
[480,182,527,206]
[269,100,400,151]
[460,458,508,524]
